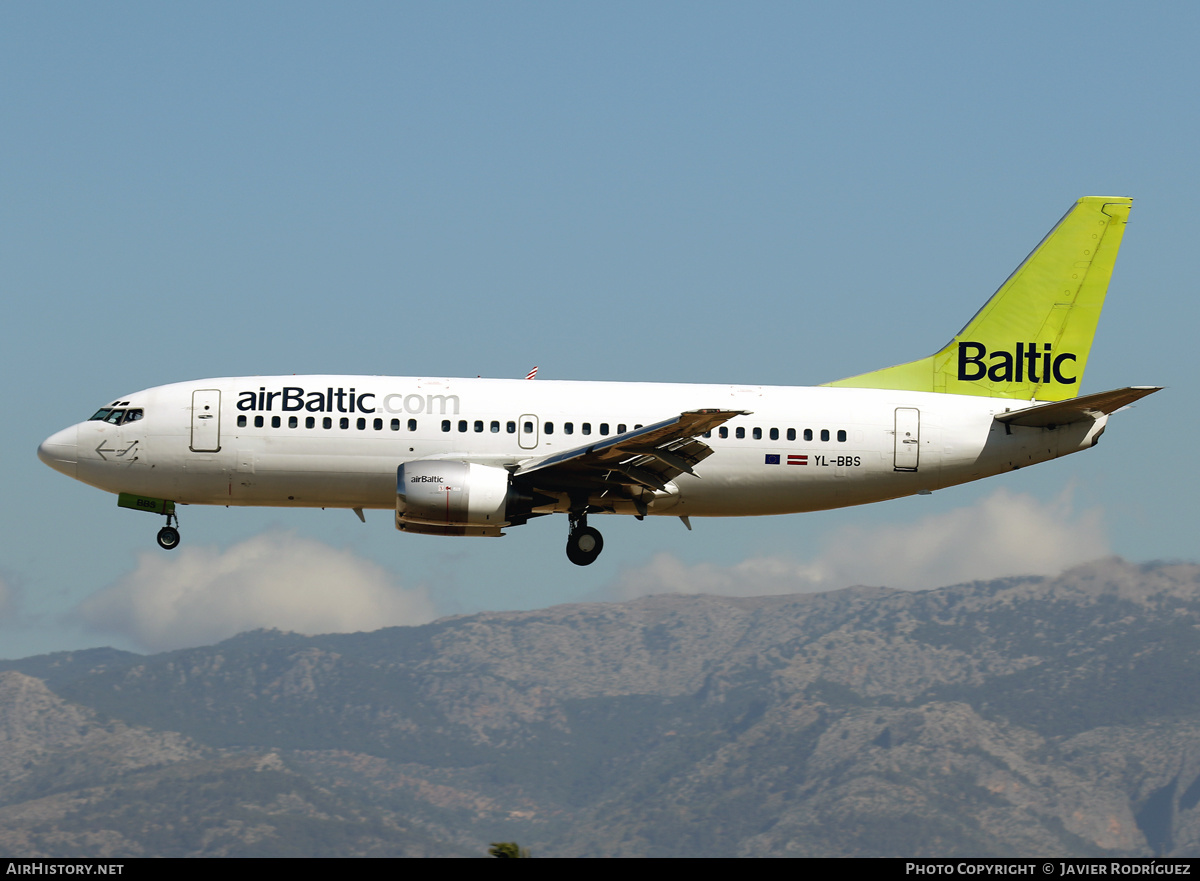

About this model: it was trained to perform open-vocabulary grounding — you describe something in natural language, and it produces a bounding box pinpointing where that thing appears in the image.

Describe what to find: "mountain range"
[2,557,1199,857]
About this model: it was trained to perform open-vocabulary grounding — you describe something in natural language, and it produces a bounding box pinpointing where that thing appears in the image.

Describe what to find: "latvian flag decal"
[766,454,810,465]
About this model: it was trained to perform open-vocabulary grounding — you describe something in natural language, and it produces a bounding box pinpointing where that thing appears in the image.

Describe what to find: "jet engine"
[396,460,544,537]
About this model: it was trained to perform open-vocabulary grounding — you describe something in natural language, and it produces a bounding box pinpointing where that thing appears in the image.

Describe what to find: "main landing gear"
[566,511,604,566]
[156,509,181,550]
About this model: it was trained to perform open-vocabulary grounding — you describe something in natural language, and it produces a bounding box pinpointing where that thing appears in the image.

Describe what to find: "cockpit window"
[89,408,144,425]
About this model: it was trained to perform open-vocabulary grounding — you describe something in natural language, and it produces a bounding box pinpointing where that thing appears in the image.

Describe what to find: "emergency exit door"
[518,414,539,450]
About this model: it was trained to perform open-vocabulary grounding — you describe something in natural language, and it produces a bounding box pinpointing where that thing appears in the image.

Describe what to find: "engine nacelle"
[396,460,533,536]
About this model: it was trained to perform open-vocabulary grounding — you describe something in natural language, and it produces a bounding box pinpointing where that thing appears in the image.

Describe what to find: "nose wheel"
[156,509,181,550]
[566,512,603,566]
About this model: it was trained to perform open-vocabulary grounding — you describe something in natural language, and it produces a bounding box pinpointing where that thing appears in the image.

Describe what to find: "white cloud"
[77,531,436,652]
[605,489,1109,601]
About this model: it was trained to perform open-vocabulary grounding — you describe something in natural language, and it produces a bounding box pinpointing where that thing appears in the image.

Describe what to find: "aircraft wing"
[514,409,747,492]
[994,386,1162,428]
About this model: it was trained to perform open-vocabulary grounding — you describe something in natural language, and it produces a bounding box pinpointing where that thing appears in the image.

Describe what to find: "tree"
[488,841,530,858]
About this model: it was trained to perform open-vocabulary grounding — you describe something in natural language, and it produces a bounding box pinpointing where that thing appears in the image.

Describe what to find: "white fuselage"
[39,375,1105,521]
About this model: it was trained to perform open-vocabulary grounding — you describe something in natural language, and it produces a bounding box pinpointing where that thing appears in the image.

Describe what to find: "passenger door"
[894,407,919,471]
[191,389,222,452]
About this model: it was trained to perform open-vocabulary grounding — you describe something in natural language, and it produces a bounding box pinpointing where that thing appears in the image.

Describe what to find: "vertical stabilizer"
[823,196,1132,401]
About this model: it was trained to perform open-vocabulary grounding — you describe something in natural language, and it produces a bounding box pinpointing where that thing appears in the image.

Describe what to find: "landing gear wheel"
[157,526,181,550]
[566,526,603,566]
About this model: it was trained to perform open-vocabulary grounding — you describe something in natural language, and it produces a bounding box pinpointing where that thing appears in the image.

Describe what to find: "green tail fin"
[822,196,1132,402]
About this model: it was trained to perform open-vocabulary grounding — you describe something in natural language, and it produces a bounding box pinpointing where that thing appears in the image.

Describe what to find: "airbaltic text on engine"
[237,387,460,415]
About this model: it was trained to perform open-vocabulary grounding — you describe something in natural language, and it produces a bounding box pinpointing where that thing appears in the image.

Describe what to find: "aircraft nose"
[38,426,78,479]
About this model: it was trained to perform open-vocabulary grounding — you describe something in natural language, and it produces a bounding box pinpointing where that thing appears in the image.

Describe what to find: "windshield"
[89,408,144,425]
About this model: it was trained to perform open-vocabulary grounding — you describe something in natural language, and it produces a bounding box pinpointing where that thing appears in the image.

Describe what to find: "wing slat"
[514,408,747,492]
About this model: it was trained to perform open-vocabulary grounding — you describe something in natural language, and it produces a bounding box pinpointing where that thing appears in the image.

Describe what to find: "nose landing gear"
[566,511,603,566]
[117,493,182,551]
[156,509,181,550]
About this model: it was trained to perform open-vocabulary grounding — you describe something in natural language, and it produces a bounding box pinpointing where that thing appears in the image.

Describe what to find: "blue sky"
[2,2,1195,657]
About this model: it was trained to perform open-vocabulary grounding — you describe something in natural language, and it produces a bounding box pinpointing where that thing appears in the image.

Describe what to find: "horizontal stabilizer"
[994,386,1161,427]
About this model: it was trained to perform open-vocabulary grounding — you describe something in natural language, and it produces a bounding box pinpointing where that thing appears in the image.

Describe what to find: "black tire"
[157,526,181,550]
[566,526,603,566]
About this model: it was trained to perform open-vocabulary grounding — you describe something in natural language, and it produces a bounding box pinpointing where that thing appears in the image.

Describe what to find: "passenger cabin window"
[272,416,281,428]
[323,417,332,429]
[491,421,500,433]
[408,419,417,431]
[545,422,554,435]
[340,417,350,429]
[837,429,847,442]
[600,423,609,435]
[736,427,745,439]
[804,429,813,441]
[582,423,591,436]
[507,421,516,434]
[821,429,830,442]
[474,420,484,433]
[307,416,316,429]
[289,416,298,428]
[753,427,762,440]
[787,428,796,441]
[719,427,728,439]
[238,415,247,427]
[442,420,451,432]
[618,424,627,433]
[255,415,264,428]
[564,422,574,435]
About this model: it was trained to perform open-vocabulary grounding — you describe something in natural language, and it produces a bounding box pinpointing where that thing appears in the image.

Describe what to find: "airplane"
[38,196,1159,566]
